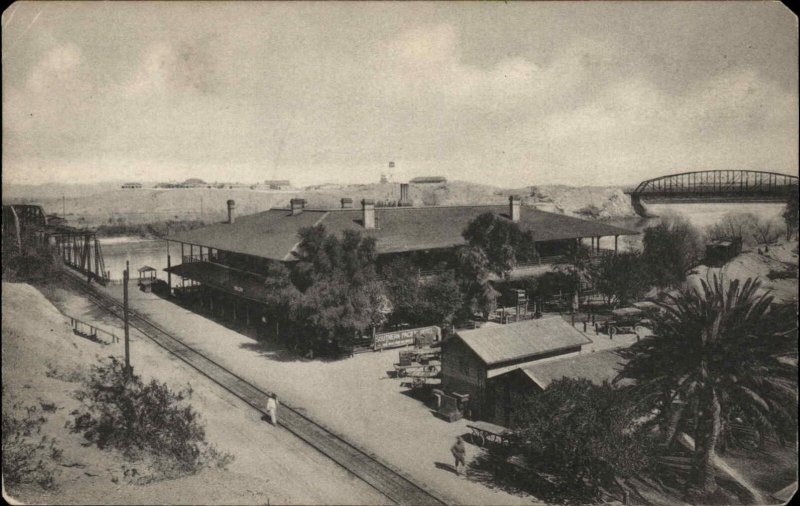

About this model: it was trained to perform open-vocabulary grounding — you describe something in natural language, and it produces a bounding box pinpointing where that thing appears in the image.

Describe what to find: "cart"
[394,360,440,378]
[597,307,651,336]
[467,421,516,447]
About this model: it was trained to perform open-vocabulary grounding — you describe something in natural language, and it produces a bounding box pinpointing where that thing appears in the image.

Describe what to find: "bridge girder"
[631,170,798,196]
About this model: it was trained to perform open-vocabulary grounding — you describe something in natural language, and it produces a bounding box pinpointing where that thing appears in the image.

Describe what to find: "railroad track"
[60,272,449,506]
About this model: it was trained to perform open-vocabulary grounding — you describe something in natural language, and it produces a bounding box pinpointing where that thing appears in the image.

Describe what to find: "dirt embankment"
[1,282,385,504]
[26,181,635,229]
[688,240,799,305]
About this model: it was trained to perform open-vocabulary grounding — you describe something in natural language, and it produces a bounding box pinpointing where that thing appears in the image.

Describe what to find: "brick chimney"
[399,183,410,206]
[509,195,521,222]
[290,198,305,215]
[341,197,353,209]
[361,199,375,229]
[227,199,236,224]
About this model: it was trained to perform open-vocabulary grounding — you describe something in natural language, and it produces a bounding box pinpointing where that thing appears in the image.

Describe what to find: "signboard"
[373,325,440,351]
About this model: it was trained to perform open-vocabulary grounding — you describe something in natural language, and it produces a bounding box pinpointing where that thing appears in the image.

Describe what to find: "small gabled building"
[441,317,591,422]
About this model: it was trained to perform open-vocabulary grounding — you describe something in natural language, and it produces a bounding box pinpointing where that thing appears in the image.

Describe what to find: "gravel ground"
[3,282,386,505]
[84,282,540,505]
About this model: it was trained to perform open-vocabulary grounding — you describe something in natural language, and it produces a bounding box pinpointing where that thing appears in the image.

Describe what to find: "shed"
[441,317,591,422]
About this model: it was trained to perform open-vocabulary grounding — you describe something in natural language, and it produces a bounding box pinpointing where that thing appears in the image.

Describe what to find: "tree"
[587,251,649,307]
[751,217,785,246]
[706,213,759,245]
[454,246,499,320]
[617,276,798,495]
[707,212,785,247]
[504,379,655,502]
[641,213,704,288]
[290,226,388,351]
[557,242,592,311]
[462,212,537,276]
[783,188,799,240]
[379,259,463,327]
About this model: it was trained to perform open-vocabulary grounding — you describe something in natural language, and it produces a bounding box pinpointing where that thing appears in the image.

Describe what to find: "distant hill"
[4,180,636,228]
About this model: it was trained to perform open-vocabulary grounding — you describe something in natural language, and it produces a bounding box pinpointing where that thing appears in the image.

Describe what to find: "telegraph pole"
[123,260,132,377]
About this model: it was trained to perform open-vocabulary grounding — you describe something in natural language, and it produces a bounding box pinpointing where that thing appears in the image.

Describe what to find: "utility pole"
[123,260,132,377]
[62,195,66,217]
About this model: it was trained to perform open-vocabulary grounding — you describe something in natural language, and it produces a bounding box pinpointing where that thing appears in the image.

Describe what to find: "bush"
[69,357,231,477]
[2,401,62,489]
[588,251,649,306]
[707,213,786,247]
[642,213,704,287]
[499,379,656,502]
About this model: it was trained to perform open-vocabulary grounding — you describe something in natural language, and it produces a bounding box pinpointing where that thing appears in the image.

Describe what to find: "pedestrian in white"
[266,393,279,426]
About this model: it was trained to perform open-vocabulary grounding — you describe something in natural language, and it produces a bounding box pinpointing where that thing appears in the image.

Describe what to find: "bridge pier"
[630,194,655,218]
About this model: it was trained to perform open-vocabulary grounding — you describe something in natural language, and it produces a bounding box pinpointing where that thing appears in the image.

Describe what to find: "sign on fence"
[373,325,440,351]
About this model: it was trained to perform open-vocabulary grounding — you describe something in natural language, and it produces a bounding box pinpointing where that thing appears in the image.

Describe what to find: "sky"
[2,1,798,187]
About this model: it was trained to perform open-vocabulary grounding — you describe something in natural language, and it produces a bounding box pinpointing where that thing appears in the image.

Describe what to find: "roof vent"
[361,199,375,229]
[509,195,521,222]
[290,198,306,215]
[227,199,236,224]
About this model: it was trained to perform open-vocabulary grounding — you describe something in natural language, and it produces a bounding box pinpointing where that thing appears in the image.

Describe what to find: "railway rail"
[59,271,449,506]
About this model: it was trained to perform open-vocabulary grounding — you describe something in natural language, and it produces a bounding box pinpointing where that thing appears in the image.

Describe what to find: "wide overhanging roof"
[456,316,592,366]
[520,350,631,389]
[167,205,638,262]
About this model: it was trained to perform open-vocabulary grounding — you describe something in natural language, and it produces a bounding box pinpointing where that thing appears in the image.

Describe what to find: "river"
[606,202,785,251]
[100,202,787,279]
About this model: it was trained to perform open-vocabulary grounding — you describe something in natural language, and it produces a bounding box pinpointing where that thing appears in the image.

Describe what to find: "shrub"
[69,357,231,477]
[707,213,786,247]
[2,401,62,489]
[587,251,649,306]
[498,379,656,502]
[641,213,704,287]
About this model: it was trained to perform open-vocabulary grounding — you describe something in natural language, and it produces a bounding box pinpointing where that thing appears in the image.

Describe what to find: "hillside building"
[410,176,447,184]
[121,182,143,189]
[264,180,292,190]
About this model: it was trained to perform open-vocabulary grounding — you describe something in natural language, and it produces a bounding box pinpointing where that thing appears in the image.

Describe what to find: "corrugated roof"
[520,350,629,389]
[167,205,638,261]
[456,317,592,366]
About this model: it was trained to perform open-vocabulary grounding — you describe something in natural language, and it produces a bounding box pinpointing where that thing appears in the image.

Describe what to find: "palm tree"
[618,275,797,494]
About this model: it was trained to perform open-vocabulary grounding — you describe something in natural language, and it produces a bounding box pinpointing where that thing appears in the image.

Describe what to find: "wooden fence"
[69,316,119,345]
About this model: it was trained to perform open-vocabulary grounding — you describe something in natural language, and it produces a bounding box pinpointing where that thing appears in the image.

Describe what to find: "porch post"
[614,235,618,254]
[167,253,172,294]
[181,242,185,262]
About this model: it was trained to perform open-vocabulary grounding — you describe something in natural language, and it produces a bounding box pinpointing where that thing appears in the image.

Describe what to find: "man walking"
[450,436,466,475]
[266,393,279,426]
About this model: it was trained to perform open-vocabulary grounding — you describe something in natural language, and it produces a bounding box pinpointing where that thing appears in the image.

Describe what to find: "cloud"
[27,44,84,93]
[124,39,218,96]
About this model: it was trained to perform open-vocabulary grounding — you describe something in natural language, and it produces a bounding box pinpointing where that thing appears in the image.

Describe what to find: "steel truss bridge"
[2,204,109,284]
[627,170,798,216]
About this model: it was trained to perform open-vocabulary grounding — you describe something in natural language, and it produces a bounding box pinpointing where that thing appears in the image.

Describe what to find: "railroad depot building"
[164,196,635,328]
[440,317,593,423]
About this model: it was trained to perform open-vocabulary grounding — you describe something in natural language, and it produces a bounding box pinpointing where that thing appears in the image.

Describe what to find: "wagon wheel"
[475,430,486,447]
[397,368,407,378]
[608,326,617,339]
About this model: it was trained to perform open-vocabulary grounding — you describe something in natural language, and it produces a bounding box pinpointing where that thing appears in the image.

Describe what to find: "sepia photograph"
[2,1,798,504]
